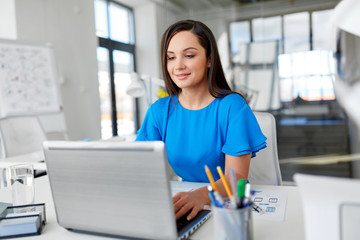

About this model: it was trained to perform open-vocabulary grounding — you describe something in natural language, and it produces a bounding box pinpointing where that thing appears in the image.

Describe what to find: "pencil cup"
[213,205,253,240]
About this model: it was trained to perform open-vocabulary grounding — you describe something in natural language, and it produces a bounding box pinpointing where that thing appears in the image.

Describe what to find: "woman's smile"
[175,73,191,80]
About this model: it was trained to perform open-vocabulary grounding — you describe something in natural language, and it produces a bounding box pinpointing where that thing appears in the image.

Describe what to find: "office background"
[0,0,359,182]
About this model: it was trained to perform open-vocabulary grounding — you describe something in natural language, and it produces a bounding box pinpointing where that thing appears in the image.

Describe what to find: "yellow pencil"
[204,165,218,192]
[217,166,232,200]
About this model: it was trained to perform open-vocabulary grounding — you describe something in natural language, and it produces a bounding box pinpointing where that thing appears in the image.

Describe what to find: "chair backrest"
[248,111,282,185]
[0,116,47,158]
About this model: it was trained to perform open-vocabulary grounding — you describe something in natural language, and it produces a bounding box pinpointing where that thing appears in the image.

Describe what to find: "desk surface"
[174,181,304,240]
[4,175,304,240]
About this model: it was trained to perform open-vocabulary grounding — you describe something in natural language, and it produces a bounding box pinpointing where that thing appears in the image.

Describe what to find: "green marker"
[237,179,246,208]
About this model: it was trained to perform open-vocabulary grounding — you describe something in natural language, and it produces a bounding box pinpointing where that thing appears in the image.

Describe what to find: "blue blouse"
[136,93,267,182]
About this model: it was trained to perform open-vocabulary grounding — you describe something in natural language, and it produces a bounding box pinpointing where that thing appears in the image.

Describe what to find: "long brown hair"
[160,19,244,99]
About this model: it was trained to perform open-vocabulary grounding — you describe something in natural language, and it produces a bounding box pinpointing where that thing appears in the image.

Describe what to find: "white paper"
[251,189,288,222]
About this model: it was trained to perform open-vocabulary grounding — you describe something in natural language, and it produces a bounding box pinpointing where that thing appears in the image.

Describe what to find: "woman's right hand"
[172,187,210,221]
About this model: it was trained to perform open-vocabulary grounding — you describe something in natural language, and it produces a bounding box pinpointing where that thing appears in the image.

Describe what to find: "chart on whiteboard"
[0,42,60,117]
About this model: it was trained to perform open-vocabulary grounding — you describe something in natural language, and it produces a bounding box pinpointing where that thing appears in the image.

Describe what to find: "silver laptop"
[43,140,211,240]
[294,173,360,240]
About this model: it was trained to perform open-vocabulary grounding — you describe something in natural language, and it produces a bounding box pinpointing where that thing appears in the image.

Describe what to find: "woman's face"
[166,31,210,91]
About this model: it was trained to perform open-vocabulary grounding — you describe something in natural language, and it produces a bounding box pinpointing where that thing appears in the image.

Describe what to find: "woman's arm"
[172,153,251,220]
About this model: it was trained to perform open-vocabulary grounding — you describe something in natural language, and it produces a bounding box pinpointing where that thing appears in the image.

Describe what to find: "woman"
[136,19,266,221]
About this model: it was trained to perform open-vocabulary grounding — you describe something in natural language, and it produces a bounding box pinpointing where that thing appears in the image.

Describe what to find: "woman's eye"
[185,54,194,58]
[167,56,175,60]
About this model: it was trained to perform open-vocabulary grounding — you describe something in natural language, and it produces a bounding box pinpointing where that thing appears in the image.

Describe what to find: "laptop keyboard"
[176,209,211,237]
[176,212,192,230]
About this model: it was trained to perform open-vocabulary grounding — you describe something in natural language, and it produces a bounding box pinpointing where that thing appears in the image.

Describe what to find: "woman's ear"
[207,57,211,68]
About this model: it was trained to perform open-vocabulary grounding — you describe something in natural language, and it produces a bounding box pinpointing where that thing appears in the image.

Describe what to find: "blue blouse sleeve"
[135,104,162,141]
[135,97,171,141]
[221,94,267,158]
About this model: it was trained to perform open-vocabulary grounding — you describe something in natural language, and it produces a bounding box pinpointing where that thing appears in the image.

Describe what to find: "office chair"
[0,116,47,158]
[248,111,282,185]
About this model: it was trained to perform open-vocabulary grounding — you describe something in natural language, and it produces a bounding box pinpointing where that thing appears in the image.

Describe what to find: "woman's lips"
[175,73,190,80]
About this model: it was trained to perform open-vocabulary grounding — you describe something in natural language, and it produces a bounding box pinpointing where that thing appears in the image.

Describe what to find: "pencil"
[229,168,238,199]
[204,165,218,192]
[217,166,232,200]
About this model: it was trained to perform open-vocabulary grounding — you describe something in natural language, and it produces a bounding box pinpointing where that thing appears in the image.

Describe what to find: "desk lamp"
[126,72,146,98]
[126,72,166,106]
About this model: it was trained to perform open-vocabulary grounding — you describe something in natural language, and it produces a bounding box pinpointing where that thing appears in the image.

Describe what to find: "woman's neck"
[178,88,215,110]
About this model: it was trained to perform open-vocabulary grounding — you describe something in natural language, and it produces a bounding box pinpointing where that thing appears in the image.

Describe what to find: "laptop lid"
[43,140,210,240]
[294,173,360,240]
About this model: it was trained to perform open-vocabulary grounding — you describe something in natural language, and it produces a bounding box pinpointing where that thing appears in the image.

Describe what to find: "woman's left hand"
[172,187,209,221]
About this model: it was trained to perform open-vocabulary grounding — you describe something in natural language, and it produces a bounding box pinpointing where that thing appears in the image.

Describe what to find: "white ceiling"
[115,0,150,8]
[115,0,278,10]
[164,0,278,11]
[116,0,340,17]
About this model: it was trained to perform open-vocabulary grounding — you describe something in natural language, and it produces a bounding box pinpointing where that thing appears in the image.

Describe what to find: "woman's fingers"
[173,192,186,212]
[173,192,191,219]
[172,191,203,220]
[175,202,192,220]
[186,205,200,221]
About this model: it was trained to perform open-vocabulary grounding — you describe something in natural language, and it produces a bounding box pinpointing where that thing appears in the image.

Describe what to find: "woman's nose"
[174,58,185,70]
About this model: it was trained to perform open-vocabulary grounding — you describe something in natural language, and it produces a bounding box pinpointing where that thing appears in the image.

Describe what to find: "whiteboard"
[0,42,61,117]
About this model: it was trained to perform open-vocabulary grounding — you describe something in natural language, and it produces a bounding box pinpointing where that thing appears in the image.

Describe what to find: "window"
[283,12,310,53]
[252,16,282,43]
[278,51,336,102]
[94,0,136,139]
[230,21,251,54]
[230,9,336,104]
[312,9,336,51]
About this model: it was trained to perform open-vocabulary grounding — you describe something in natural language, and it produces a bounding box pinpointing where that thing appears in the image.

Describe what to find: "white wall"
[14,0,101,140]
[134,4,162,78]
[134,3,162,125]
[133,1,176,126]
[0,0,17,39]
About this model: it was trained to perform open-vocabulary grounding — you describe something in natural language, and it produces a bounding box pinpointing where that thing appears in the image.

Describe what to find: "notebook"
[43,140,211,240]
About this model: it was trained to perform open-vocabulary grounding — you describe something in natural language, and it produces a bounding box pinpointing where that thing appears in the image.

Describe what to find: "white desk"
[5,175,304,240]
[174,181,304,240]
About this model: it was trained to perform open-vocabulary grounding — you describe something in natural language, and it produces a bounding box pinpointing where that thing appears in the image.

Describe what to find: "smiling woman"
[166,31,211,109]
[136,19,267,221]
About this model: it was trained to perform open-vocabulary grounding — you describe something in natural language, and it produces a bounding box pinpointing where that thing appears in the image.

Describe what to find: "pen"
[245,182,250,198]
[204,165,218,192]
[217,166,236,209]
[237,179,246,208]
[208,185,224,208]
[207,185,218,207]
[243,182,251,207]
[229,168,239,209]
[213,189,225,207]
[252,203,264,214]
[229,168,238,200]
